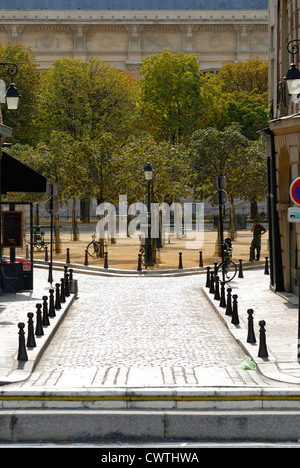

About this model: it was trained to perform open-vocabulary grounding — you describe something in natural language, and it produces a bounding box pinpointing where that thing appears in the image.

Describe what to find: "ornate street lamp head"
[144,162,154,181]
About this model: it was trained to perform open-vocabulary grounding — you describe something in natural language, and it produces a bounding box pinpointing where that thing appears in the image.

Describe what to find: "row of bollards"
[59,247,269,275]
[17,266,76,362]
[205,264,268,359]
[48,247,271,276]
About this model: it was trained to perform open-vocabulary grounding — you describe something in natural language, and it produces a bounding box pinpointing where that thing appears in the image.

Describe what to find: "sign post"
[289,178,300,363]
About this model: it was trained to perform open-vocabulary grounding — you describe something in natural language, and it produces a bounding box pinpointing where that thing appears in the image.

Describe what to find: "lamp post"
[284,40,300,99]
[144,162,154,267]
[0,62,21,110]
[0,62,21,295]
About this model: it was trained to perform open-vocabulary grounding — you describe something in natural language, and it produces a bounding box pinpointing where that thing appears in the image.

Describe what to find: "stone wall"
[0,9,268,70]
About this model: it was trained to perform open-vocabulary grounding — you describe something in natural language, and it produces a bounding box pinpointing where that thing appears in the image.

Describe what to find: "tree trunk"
[72,199,79,241]
[250,200,258,219]
[55,211,61,253]
[230,200,235,240]
[80,199,90,223]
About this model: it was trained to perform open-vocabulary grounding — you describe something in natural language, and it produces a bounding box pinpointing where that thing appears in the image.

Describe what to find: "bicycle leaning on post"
[216,238,237,283]
[86,233,101,259]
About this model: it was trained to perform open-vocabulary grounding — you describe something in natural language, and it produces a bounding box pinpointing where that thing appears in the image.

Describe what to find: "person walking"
[250,218,267,261]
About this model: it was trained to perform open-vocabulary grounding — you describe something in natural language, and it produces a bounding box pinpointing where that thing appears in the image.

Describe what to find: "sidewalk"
[0,266,76,384]
[0,261,299,388]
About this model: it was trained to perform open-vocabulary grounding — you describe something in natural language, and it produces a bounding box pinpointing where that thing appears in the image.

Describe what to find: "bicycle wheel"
[216,260,237,283]
[87,241,99,259]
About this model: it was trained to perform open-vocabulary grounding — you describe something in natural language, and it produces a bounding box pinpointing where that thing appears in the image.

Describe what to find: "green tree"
[138,50,220,143]
[0,41,41,145]
[217,58,268,95]
[216,58,269,139]
[236,136,268,218]
[37,57,139,143]
[111,133,191,205]
[189,124,250,241]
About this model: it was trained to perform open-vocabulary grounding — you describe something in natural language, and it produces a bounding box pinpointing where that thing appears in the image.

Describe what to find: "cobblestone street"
[15,272,270,388]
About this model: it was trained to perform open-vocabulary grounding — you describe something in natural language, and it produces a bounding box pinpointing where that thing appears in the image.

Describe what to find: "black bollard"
[69,269,73,281]
[60,278,66,303]
[219,281,226,308]
[178,252,183,269]
[225,288,233,316]
[55,283,61,310]
[249,247,254,262]
[45,246,49,262]
[48,288,56,318]
[17,322,28,362]
[66,248,71,264]
[104,251,108,269]
[247,309,256,344]
[27,312,36,348]
[214,261,218,276]
[48,261,53,284]
[258,320,268,358]
[238,259,244,278]
[231,294,239,325]
[42,296,50,326]
[137,253,142,272]
[65,273,70,297]
[199,251,203,267]
[84,249,89,266]
[214,275,220,301]
[205,266,211,288]
[264,256,269,275]
[35,304,44,336]
[209,271,215,294]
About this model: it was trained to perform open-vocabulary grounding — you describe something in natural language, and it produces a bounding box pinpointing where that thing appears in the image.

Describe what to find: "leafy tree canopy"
[138,50,221,143]
[37,57,139,143]
[0,41,41,145]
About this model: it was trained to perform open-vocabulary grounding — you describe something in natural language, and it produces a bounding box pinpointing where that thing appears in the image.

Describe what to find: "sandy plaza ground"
[10,220,269,270]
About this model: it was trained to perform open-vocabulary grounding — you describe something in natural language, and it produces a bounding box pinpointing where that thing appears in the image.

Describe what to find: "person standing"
[250,218,267,261]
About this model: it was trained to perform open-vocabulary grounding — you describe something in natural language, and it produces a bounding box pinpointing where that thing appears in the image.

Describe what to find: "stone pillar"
[126,25,143,71]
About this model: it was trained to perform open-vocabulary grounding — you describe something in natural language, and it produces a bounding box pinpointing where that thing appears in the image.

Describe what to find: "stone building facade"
[268,0,300,295]
[0,1,268,71]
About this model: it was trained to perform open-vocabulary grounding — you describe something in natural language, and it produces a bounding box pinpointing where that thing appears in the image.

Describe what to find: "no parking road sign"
[290,177,300,206]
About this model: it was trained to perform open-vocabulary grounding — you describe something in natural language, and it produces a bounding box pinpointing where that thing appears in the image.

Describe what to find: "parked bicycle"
[216,238,237,283]
[86,233,102,259]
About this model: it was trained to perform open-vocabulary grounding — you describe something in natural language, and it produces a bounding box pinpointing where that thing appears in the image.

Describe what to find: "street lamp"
[0,62,21,110]
[0,61,20,295]
[284,40,300,98]
[144,162,154,267]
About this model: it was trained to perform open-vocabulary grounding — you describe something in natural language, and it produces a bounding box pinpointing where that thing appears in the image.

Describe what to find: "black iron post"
[258,320,268,358]
[225,288,233,316]
[27,312,36,348]
[48,184,54,283]
[146,178,153,266]
[178,252,183,269]
[219,281,226,308]
[214,275,220,300]
[247,309,256,344]
[35,304,44,337]
[42,295,50,326]
[231,294,239,325]
[137,253,142,272]
[17,322,28,362]
[205,266,210,288]
[48,288,56,318]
